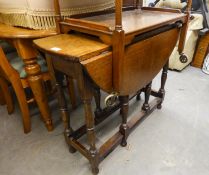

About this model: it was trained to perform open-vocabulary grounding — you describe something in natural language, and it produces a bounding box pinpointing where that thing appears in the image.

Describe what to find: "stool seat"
[34,33,110,62]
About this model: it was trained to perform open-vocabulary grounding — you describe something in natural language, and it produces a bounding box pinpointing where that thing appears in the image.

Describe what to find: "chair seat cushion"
[0,40,16,54]
[6,52,48,78]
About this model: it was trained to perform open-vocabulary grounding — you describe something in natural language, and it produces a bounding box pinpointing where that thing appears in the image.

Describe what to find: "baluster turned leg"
[23,56,53,131]
[93,87,102,117]
[142,82,152,112]
[157,61,168,109]
[55,72,76,153]
[119,96,129,147]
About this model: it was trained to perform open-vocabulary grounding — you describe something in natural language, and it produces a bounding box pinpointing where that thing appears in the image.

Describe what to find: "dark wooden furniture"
[34,0,191,174]
[192,32,209,68]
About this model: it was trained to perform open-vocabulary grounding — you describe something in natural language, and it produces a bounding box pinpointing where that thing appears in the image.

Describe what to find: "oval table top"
[0,23,57,39]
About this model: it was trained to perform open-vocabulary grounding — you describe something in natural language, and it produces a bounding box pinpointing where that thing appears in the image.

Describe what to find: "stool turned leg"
[93,87,102,117]
[142,82,152,112]
[158,61,168,109]
[119,96,129,147]
[55,73,76,153]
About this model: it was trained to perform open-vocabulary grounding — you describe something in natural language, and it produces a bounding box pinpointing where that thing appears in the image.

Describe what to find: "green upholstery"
[6,52,48,78]
[0,40,48,79]
[0,40,16,54]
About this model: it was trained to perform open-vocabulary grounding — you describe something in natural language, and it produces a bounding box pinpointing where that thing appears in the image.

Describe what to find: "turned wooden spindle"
[142,82,152,112]
[77,73,99,174]
[55,72,76,153]
[119,95,129,147]
[23,57,53,131]
[159,61,168,94]
[157,61,169,109]
[84,98,99,174]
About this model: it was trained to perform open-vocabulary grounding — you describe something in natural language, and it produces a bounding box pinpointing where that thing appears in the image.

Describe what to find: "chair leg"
[0,77,14,114]
[11,79,31,133]
[0,85,6,105]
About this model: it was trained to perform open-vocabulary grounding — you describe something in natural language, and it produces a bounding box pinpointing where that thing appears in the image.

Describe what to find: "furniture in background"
[169,14,203,70]
[0,0,115,29]
[151,0,204,71]
[0,23,56,133]
[189,0,209,68]
[192,32,209,68]
[34,0,190,173]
